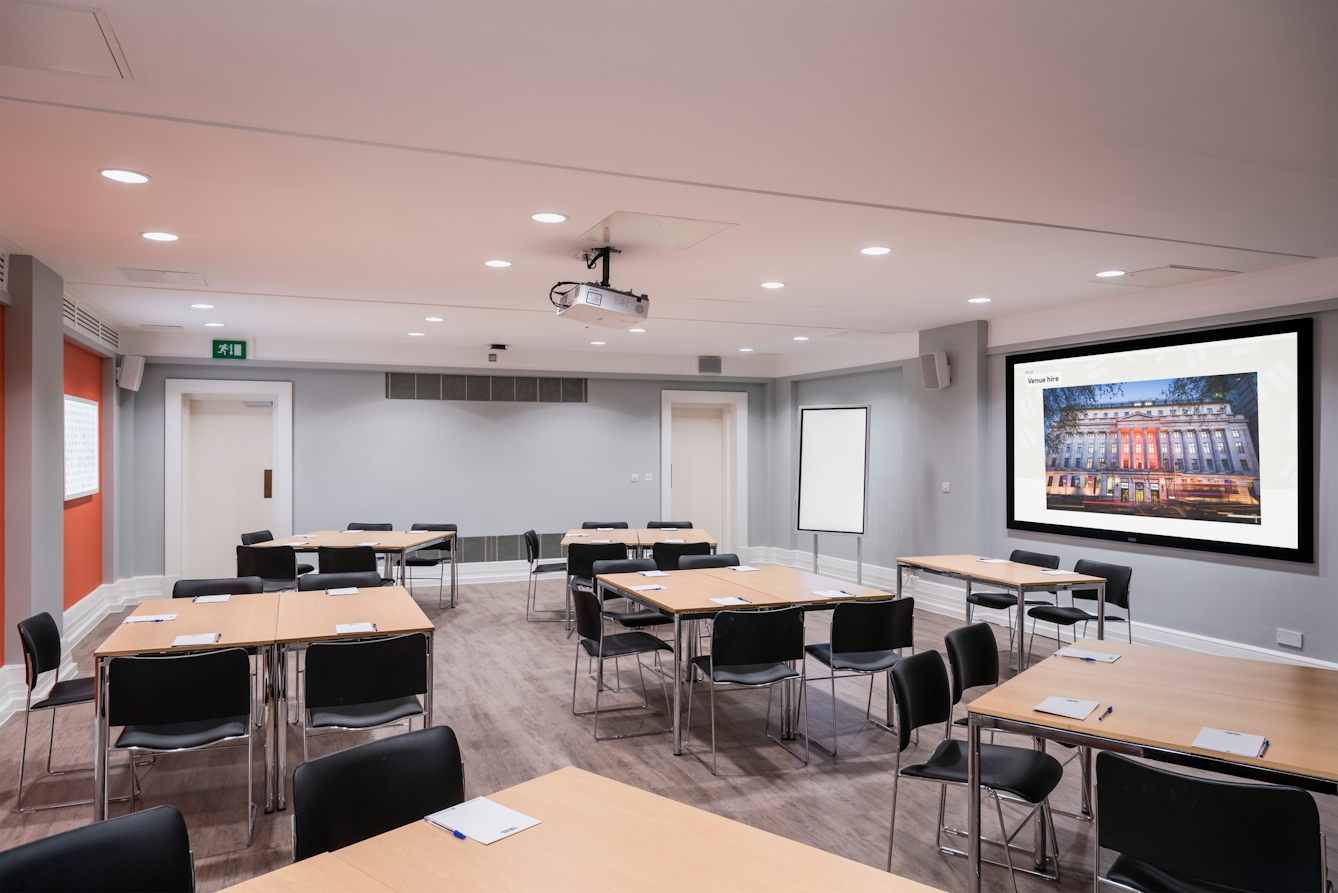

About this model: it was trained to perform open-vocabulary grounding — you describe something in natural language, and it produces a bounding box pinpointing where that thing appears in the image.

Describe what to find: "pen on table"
[452,829,466,840]
[1258,739,1270,758]
[1097,706,1113,721]
[213,633,222,644]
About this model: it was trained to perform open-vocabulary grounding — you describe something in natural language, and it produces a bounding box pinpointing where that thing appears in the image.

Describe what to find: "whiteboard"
[64,395,99,500]
[797,405,869,535]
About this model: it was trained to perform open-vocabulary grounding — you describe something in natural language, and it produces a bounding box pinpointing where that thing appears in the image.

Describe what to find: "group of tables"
[259,528,459,607]
[560,526,718,552]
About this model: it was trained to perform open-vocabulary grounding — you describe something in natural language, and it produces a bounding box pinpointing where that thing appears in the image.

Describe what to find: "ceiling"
[1,0,1334,373]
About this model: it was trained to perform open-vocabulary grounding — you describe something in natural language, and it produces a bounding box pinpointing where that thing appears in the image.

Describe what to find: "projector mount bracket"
[549,245,626,308]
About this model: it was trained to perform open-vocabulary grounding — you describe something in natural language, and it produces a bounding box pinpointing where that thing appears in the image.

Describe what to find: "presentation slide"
[797,405,869,535]
[1007,318,1312,562]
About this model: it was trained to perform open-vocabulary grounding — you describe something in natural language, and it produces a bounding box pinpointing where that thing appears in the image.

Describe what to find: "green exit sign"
[212,339,247,360]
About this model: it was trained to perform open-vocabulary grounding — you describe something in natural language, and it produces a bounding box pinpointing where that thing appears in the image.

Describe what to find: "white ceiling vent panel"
[1089,265,1240,288]
[121,268,211,286]
[0,1,132,79]
[142,324,184,331]
[582,211,735,250]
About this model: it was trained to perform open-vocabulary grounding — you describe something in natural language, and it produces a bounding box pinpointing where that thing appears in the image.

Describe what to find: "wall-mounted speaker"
[117,355,145,392]
[920,351,951,390]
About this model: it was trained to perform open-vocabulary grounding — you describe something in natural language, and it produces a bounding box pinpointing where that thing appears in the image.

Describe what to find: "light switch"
[630,473,639,482]
[941,482,951,493]
[645,473,653,481]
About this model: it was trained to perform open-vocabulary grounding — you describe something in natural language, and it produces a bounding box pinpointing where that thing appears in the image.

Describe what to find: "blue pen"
[1258,739,1269,757]
[452,829,466,840]
[1098,706,1113,721]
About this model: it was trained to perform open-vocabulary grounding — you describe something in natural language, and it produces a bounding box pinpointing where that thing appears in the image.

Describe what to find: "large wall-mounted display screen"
[1007,318,1313,562]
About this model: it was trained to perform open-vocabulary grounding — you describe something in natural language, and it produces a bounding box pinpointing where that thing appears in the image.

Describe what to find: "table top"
[968,638,1338,784]
[275,586,434,644]
[636,527,719,546]
[599,565,891,615]
[896,554,1105,589]
[698,565,888,603]
[259,530,453,552]
[220,852,395,893]
[328,766,940,893]
[561,528,641,547]
[95,593,280,658]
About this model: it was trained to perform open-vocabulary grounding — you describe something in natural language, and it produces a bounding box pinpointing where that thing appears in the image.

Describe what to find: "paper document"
[1034,696,1100,720]
[1040,569,1076,575]
[284,541,308,546]
[592,539,612,544]
[172,633,220,647]
[335,622,377,635]
[659,528,679,531]
[193,594,230,604]
[638,570,669,577]
[665,538,686,543]
[1193,727,1268,758]
[812,590,843,599]
[326,587,359,595]
[978,558,1009,563]
[596,527,614,531]
[568,532,588,537]
[630,584,665,592]
[709,596,750,606]
[125,614,177,624]
[729,565,759,572]
[426,796,540,845]
[1055,647,1119,663]
[356,541,380,547]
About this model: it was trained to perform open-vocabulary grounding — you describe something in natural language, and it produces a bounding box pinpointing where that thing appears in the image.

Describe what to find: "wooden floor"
[0,579,1333,892]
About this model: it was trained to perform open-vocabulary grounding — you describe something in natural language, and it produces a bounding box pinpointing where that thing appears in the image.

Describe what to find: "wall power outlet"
[1276,628,1303,649]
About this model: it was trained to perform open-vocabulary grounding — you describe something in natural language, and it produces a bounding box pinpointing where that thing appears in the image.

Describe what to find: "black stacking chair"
[884,650,1062,888]
[0,804,194,892]
[292,725,464,862]
[582,521,629,529]
[592,558,671,630]
[1027,560,1133,664]
[108,648,255,845]
[651,541,711,571]
[15,613,95,812]
[804,598,914,758]
[241,530,314,575]
[345,524,395,581]
[302,633,428,761]
[647,520,693,528]
[298,571,384,591]
[172,577,263,599]
[317,546,392,586]
[524,529,568,622]
[1095,752,1329,893]
[237,544,298,592]
[965,550,1059,657]
[685,607,808,774]
[405,523,457,609]
[565,542,629,634]
[570,588,672,741]
[678,553,742,570]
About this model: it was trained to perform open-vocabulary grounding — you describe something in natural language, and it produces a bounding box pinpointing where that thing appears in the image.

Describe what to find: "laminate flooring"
[0,580,1333,892]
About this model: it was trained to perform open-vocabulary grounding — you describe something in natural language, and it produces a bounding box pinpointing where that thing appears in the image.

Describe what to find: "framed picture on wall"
[64,394,99,500]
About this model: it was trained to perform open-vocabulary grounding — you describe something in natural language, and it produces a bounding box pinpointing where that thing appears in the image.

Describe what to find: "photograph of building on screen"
[1042,373,1260,524]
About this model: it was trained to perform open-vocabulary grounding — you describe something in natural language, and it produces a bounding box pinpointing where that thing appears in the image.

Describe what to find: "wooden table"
[272,586,435,810]
[895,554,1106,671]
[635,527,719,547]
[596,565,893,755]
[963,638,1338,892]
[261,530,457,606]
[560,528,641,547]
[221,852,395,893]
[223,766,941,892]
[92,593,281,821]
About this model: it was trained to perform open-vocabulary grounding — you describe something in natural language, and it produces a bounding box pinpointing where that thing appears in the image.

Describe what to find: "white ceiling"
[1,0,1334,373]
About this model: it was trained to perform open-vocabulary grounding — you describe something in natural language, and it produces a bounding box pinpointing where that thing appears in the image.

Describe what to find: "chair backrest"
[591,558,657,577]
[647,521,693,529]
[410,523,455,554]
[524,530,540,563]
[0,804,194,892]
[571,587,606,643]
[581,521,628,529]
[711,607,805,668]
[651,541,712,571]
[677,553,741,570]
[109,648,250,728]
[565,543,628,579]
[172,577,264,599]
[347,522,394,531]
[1071,559,1133,609]
[292,725,464,861]
[298,571,383,591]
[1010,549,1060,569]
[305,634,428,710]
[240,529,274,546]
[831,598,914,655]
[889,650,952,752]
[318,546,379,574]
[1095,752,1323,892]
[237,544,296,580]
[944,622,999,706]
[16,613,61,688]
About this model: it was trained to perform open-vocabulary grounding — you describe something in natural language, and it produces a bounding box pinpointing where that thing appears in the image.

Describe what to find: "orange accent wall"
[63,342,103,610]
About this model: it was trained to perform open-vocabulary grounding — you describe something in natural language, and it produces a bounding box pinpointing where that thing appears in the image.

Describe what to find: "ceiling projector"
[550,246,649,329]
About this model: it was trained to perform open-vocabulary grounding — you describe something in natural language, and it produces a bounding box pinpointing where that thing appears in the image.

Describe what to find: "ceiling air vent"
[62,292,122,351]
[121,268,210,286]
[386,373,587,403]
[698,356,722,376]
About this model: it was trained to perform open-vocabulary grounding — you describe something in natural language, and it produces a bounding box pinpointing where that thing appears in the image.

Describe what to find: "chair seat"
[1027,604,1095,625]
[804,643,903,673]
[691,656,799,686]
[405,557,442,567]
[604,608,669,628]
[901,739,1063,804]
[115,716,250,750]
[31,676,96,710]
[309,696,423,730]
[261,578,295,592]
[1107,853,1253,893]
[580,632,672,659]
[297,563,315,575]
[532,562,567,575]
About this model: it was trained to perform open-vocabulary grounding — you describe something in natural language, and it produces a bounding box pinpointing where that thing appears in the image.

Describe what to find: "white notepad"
[567,532,588,537]
[1193,727,1268,758]
[284,541,308,546]
[172,633,220,647]
[665,538,686,543]
[638,570,669,577]
[335,622,377,635]
[978,558,1009,563]
[729,565,759,572]
[596,527,614,531]
[125,614,177,624]
[193,594,230,604]
[709,596,750,606]
[356,541,380,547]
[1055,646,1119,663]
[630,584,665,592]
[812,589,843,599]
[592,539,612,544]
[1040,569,1076,575]
[326,587,359,595]
[1034,696,1100,720]
[659,528,678,531]
[426,796,540,845]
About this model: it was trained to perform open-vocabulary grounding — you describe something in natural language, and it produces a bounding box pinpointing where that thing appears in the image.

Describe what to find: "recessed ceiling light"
[142,232,178,242]
[191,303,213,309]
[100,169,150,184]
[532,213,567,223]
[629,328,645,333]
[761,281,785,289]
[1095,270,1126,278]
[484,260,511,268]
[204,322,224,327]
[590,341,605,345]
[968,297,992,304]
[425,317,444,322]
[739,348,754,352]
[793,336,809,341]
[408,332,426,337]
[860,246,892,256]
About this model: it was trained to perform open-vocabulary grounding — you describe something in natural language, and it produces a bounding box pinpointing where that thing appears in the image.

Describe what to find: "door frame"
[164,379,293,582]
[660,390,748,555]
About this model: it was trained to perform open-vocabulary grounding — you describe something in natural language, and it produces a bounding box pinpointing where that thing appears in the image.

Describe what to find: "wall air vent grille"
[61,294,122,352]
[63,296,78,326]
[0,251,8,294]
[386,373,587,403]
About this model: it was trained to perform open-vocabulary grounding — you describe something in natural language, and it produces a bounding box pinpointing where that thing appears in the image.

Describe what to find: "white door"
[670,407,725,540]
[187,400,274,578]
